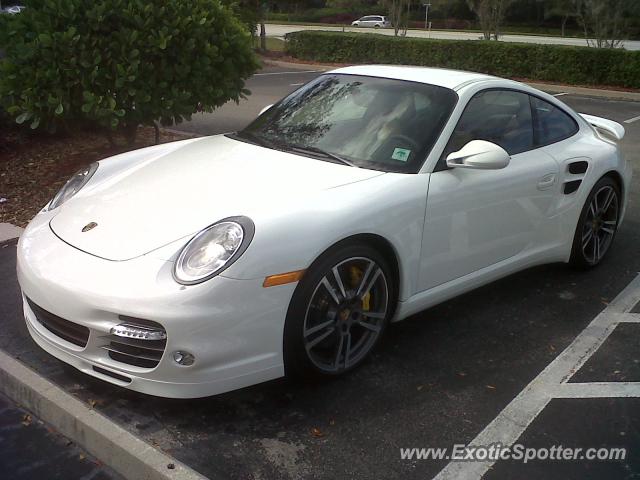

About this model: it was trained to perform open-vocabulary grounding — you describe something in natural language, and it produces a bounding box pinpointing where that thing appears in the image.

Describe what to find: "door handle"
[537,173,556,190]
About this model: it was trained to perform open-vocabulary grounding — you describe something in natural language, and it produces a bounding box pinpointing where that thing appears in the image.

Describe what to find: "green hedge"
[285,31,640,89]
[1,0,259,134]
[267,8,352,24]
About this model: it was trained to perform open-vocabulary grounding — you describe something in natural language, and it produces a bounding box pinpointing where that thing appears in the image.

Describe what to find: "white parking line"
[434,274,640,480]
[553,92,569,97]
[254,70,321,76]
[624,115,640,124]
[554,382,640,398]
[290,83,304,86]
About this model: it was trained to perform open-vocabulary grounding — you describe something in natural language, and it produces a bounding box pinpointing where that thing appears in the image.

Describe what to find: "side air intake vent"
[564,180,582,195]
[568,161,588,175]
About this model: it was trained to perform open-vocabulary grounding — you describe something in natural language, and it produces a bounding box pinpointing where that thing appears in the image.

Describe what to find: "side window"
[444,90,534,158]
[531,96,578,146]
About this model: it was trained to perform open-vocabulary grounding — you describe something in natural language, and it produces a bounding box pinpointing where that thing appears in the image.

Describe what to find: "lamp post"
[423,3,431,30]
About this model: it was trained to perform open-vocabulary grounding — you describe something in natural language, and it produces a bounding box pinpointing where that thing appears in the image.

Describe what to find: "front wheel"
[284,243,395,377]
[570,177,620,267]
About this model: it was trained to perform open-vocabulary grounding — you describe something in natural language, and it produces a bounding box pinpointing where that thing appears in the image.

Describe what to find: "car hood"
[49,135,384,261]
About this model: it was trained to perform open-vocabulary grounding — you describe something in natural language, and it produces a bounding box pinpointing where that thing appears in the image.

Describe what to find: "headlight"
[46,162,98,211]
[173,216,255,285]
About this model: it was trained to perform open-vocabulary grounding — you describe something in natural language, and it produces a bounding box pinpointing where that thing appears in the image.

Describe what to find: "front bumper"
[17,213,296,398]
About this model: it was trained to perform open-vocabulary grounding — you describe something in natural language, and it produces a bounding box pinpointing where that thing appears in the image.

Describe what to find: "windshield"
[234,74,458,173]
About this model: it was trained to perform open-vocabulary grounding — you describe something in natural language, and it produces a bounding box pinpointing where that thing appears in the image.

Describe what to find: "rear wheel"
[570,177,620,267]
[284,243,395,377]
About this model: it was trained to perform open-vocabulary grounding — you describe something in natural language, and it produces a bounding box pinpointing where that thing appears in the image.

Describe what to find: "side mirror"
[259,104,274,116]
[446,140,510,170]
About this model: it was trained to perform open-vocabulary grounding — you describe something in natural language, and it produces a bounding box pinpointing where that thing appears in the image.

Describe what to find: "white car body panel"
[580,113,626,141]
[49,135,383,261]
[16,66,631,397]
[419,147,561,291]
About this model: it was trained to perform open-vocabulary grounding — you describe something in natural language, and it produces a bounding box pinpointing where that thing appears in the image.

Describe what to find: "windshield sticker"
[392,147,411,162]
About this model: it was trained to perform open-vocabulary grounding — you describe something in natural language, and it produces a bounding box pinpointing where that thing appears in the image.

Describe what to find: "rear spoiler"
[580,113,625,141]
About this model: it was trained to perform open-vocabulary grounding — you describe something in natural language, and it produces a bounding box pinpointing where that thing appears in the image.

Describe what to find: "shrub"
[221,0,259,35]
[0,0,260,139]
[285,31,640,89]
[0,12,13,47]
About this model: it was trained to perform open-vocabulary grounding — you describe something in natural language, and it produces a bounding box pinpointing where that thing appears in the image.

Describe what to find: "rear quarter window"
[531,96,579,146]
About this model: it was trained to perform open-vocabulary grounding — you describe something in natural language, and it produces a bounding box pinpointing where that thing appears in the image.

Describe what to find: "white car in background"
[17,66,630,398]
[351,15,391,28]
[3,5,25,14]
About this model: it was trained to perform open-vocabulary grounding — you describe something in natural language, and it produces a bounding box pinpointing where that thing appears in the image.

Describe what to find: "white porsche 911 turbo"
[17,66,631,398]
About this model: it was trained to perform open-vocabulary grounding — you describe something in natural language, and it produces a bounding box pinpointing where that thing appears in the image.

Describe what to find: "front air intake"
[26,297,90,348]
[102,317,167,368]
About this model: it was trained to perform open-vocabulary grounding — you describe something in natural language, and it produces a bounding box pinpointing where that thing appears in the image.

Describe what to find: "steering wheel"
[386,134,420,152]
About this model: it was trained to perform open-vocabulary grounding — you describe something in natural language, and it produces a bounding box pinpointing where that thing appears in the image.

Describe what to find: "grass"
[253,36,286,52]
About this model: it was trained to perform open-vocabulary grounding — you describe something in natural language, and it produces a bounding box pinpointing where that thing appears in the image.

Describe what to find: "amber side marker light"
[263,270,305,288]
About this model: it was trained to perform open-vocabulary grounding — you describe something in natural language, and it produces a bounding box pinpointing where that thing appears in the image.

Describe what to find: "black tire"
[569,176,620,268]
[283,242,396,378]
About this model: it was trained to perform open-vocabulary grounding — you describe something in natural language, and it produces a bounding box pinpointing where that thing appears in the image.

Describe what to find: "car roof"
[328,65,500,91]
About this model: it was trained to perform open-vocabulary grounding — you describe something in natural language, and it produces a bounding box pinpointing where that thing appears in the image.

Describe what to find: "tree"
[222,0,260,35]
[544,0,576,37]
[466,0,514,40]
[575,0,638,48]
[382,0,413,36]
[326,0,368,15]
[0,0,260,144]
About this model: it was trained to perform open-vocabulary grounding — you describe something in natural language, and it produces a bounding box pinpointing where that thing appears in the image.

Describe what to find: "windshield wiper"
[231,131,281,150]
[288,145,358,168]
[231,134,358,168]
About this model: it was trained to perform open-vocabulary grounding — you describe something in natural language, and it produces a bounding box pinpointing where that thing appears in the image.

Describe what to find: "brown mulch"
[0,126,194,227]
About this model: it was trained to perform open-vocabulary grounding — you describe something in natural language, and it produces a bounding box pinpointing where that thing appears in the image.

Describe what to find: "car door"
[361,16,373,27]
[417,89,561,291]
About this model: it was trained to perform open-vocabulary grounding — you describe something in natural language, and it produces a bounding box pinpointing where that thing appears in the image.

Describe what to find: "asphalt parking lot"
[1,64,640,479]
[0,392,122,480]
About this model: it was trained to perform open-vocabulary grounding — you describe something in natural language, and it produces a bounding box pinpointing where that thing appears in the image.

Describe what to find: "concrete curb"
[159,127,203,138]
[0,349,208,480]
[260,58,640,102]
[260,58,334,72]
[0,223,23,243]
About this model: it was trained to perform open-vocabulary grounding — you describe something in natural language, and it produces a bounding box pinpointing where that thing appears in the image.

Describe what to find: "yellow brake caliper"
[349,266,371,311]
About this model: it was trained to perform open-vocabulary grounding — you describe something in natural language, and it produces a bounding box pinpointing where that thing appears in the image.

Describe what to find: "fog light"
[110,324,167,341]
[173,351,195,366]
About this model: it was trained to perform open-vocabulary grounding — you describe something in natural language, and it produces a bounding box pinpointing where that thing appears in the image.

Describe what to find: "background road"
[264,23,640,51]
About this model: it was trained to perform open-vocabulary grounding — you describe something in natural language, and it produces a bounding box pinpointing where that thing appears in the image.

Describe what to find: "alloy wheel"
[581,185,619,265]
[303,257,389,373]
